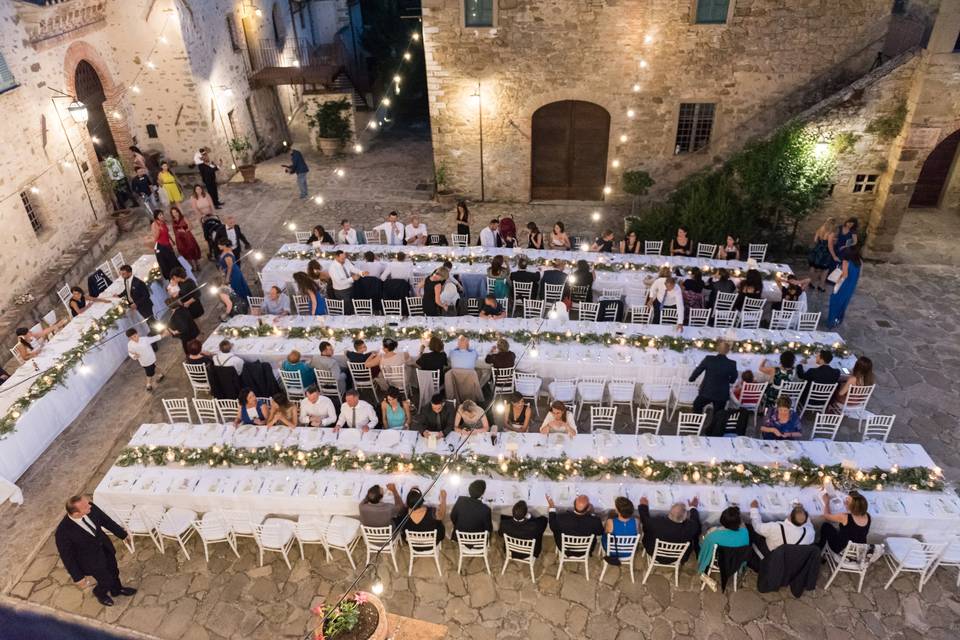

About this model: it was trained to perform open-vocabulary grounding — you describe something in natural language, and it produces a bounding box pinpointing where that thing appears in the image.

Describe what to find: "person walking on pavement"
[283,148,310,199]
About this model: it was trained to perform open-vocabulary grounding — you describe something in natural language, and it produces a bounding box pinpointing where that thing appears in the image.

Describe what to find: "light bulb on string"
[252,251,264,261]
[644,34,653,44]
[611,159,620,168]
[131,85,141,94]
[287,222,297,231]
[591,211,601,222]
[92,136,101,145]
[79,365,92,375]
[393,75,401,84]
[29,186,40,194]
[146,61,156,70]
[627,109,636,118]
[159,35,168,44]
[371,575,384,596]
[619,134,628,143]
[579,242,590,251]
[209,285,220,295]
[449,472,461,486]
[382,97,391,107]
[639,59,648,69]
[411,32,420,41]
[335,168,345,177]
[603,185,612,195]
[495,402,505,414]
[314,195,325,205]
[354,143,363,153]
[369,121,379,130]
[403,52,412,61]
[632,83,641,92]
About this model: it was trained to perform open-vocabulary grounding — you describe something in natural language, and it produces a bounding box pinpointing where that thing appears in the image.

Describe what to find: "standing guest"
[68,287,108,317]
[485,338,515,369]
[198,152,223,208]
[306,260,329,292]
[405,215,428,246]
[827,245,862,328]
[130,145,149,174]
[396,488,447,544]
[193,148,206,166]
[282,349,316,388]
[539,401,577,437]
[546,494,604,555]
[380,386,412,430]
[455,201,471,237]
[359,483,404,528]
[448,335,478,370]
[212,340,244,375]
[697,506,749,591]
[689,341,738,436]
[55,495,136,607]
[500,500,548,557]
[412,394,455,437]
[486,254,510,299]
[218,238,251,299]
[834,356,875,407]
[671,226,693,256]
[759,397,802,440]
[259,286,290,316]
[621,230,641,254]
[266,391,298,428]
[381,252,414,281]
[637,497,701,562]
[189,184,215,219]
[526,222,543,249]
[509,256,540,295]
[335,389,379,431]
[131,167,158,212]
[282,148,310,199]
[817,490,871,553]
[591,229,616,252]
[300,384,337,427]
[337,219,358,245]
[479,219,500,248]
[454,400,490,434]
[235,389,269,425]
[119,264,156,334]
[501,392,532,433]
[479,294,506,319]
[156,162,183,205]
[603,497,639,558]
[422,268,448,317]
[216,215,251,259]
[327,250,363,312]
[706,268,737,307]
[828,217,859,268]
[748,500,815,557]
[362,251,386,278]
[796,349,841,386]
[450,480,493,539]
[417,335,449,373]
[758,351,796,406]
[166,299,200,354]
[374,211,405,246]
[184,339,214,368]
[315,341,348,391]
[151,211,179,280]
[308,224,334,244]
[293,271,328,315]
[650,277,685,324]
[549,222,571,249]
[169,267,204,320]
[807,217,835,291]
[721,235,740,261]
[125,328,164,391]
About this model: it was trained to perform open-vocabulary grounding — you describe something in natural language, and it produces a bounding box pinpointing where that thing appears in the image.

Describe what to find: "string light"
[411,32,420,41]
[392,75,401,84]
[287,222,297,231]
[619,134,628,143]
[111,110,122,119]
[313,195,324,205]
[209,285,220,295]
[627,109,636,118]
[639,59,648,69]
[591,211,601,221]
[611,159,621,168]
[29,186,39,194]
[131,85,141,94]
[382,97,391,107]
[146,61,156,70]
[632,83,641,92]
[603,186,612,195]
[159,35,168,44]
[252,251,264,261]
[91,136,101,145]
[370,575,384,596]
[403,52,412,61]
[353,143,363,153]
[644,34,654,44]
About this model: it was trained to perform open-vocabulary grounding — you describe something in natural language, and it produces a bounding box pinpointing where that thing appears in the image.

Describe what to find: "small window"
[146,124,158,138]
[852,174,879,193]
[21,191,42,234]
[0,51,17,94]
[464,0,494,28]
[226,15,241,52]
[675,103,716,154]
[695,0,730,24]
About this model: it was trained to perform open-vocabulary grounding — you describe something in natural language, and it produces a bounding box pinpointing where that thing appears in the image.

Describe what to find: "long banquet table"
[0,255,170,486]
[95,423,960,540]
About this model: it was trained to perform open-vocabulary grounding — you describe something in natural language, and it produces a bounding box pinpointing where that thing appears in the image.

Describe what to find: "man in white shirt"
[479,219,500,248]
[652,277,684,325]
[405,215,428,246]
[335,390,379,431]
[300,385,337,427]
[328,250,364,313]
[258,286,290,316]
[126,328,164,390]
[212,339,244,375]
[380,252,414,281]
[361,251,386,278]
[337,219,358,245]
[748,500,815,557]
[373,211,405,246]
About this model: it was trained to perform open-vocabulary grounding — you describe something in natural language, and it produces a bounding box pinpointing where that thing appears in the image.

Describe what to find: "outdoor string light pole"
[471,81,485,202]
[49,87,99,221]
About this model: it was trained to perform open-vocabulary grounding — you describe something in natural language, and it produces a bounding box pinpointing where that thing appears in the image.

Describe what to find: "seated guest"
[735,277,763,311]
[212,339,244,375]
[731,370,754,402]
[314,341,348,391]
[405,215,428,246]
[479,294,506,320]
[591,229,616,252]
[412,394,455,437]
[706,268,737,307]
[721,234,740,261]
[282,349,316,387]
[760,397,802,440]
[833,355,874,408]
[698,506,748,591]
[748,499,815,557]
[509,256,540,293]
[486,255,510,300]
[796,349,841,385]
[68,286,108,317]
[380,386,412,430]
[549,221,571,250]
[359,483,404,528]
[308,224,334,244]
[258,286,290,316]
[650,276,684,324]
[184,339,214,367]
[396,488,446,544]
[448,335,478,370]
[637,496,701,563]
[422,268,448,317]
[266,391,298,428]
[450,479,493,539]
[500,500,548,557]
[570,260,594,294]
[485,338,516,369]
[603,497,639,558]
[417,335,449,372]
[526,222,543,250]
[346,338,380,380]
[758,351,795,406]
[540,259,568,297]
[380,252,414,281]
[500,392,531,433]
[300,384,337,427]
[337,219,358,245]
[546,493,604,554]
[499,216,518,247]
[335,389,379,431]
[454,400,490,434]
[817,490,870,554]
[14,322,64,361]
[375,338,411,389]
[621,230,640,254]
[235,388,269,425]
[216,282,249,322]
[670,225,693,257]
[681,268,706,310]
[776,275,808,309]
[479,219,500,248]
[362,251,386,279]
[539,401,577,437]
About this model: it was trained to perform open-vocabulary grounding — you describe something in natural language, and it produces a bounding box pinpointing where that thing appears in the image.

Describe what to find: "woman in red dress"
[170,205,201,271]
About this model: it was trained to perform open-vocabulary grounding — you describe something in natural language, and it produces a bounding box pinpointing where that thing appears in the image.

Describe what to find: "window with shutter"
[674,103,716,154]
[695,0,731,24]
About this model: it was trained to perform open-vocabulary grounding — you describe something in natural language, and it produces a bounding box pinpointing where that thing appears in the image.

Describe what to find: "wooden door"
[531,101,610,200]
[909,129,960,208]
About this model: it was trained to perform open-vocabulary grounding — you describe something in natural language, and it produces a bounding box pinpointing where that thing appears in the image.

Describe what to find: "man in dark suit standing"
[166,298,200,354]
[546,493,604,555]
[637,496,701,563]
[198,151,224,208]
[215,215,252,262]
[689,341,739,436]
[499,500,548,558]
[796,349,841,385]
[170,267,204,320]
[54,495,136,607]
[450,480,493,541]
[119,264,156,336]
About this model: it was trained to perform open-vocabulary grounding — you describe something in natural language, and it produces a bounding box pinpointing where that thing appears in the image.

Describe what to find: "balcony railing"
[16,0,106,45]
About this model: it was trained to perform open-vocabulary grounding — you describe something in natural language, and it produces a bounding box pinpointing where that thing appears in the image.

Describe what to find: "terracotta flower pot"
[110,208,137,232]
[435,191,458,207]
[317,137,343,156]
[365,592,388,640]
[238,165,257,183]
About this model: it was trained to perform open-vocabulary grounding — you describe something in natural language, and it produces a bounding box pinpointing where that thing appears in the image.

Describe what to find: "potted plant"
[434,160,457,207]
[229,136,256,183]
[622,169,655,218]
[96,159,137,232]
[308,98,352,156]
[311,592,388,640]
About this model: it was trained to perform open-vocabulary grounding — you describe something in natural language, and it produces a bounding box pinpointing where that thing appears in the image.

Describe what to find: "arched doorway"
[531,100,610,200]
[74,60,118,161]
[909,129,960,208]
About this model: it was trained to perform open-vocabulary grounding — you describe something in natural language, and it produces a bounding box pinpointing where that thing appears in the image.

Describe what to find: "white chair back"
[777,380,807,409]
[110,252,125,275]
[659,306,679,325]
[292,294,311,315]
[216,398,240,423]
[739,310,762,329]
[841,384,876,413]
[405,296,424,316]
[544,283,565,305]
[315,368,343,399]
[677,412,706,435]
[736,382,768,411]
[863,414,895,442]
[502,534,538,583]
[57,284,72,312]
[523,298,544,319]
[713,292,738,313]
[406,530,443,576]
[247,296,264,313]
[769,309,794,330]
[629,305,652,325]
[578,302,599,322]
[492,367,516,396]
[348,362,378,401]
[279,369,306,400]
[451,233,468,247]
[811,413,842,440]
[382,299,403,316]
[688,308,711,327]
[456,530,491,574]
[163,398,192,423]
[644,240,662,255]
[696,243,716,259]
[326,298,345,316]
[642,539,691,586]
[353,299,374,316]
[801,382,838,417]
[294,231,312,243]
[741,297,766,314]
[748,243,767,262]
[193,398,219,423]
[797,312,821,331]
[183,363,211,396]
[634,408,664,435]
[712,310,737,328]
[589,406,617,433]
[556,533,595,580]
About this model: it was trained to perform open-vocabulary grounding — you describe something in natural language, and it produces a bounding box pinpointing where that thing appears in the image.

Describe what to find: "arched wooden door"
[909,129,960,208]
[531,101,610,201]
[74,60,118,161]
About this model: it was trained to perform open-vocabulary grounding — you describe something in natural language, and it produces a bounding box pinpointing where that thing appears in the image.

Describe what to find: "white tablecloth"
[95,424,960,540]
[0,255,166,486]
[203,315,852,382]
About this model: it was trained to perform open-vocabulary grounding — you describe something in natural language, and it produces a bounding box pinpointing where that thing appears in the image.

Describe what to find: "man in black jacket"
[166,298,200,354]
[689,341,739,436]
[540,260,568,299]
[54,495,136,606]
[198,152,223,208]
[546,493,604,554]
[118,264,156,335]
[411,395,455,437]
[500,500,548,557]
[215,215,251,261]
[796,349,841,386]
[170,267,204,320]
[450,480,493,541]
[637,496,701,563]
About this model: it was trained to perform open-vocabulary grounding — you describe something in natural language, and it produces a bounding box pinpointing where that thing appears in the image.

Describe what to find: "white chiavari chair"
[515,372,543,416]
[676,412,707,436]
[824,541,877,593]
[882,538,946,593]
[578,302,600,322]
[110,252,125,275]
[353,299,374,316]
[253,518,297,569]
[598,535,640,583]
[797,312,821,331]
[294,231,312,243]
[451,233,468,248]
[800,382,837,418]
[543,283,565,306]
[279,369,306,401]
[523,299,544,319]
[748,243,767,262]
[163,398,192,423]
[687,308,711,327]
[382,299,403,316]
[668,382,699,421]
[713,292,738,313]
[712,310,737,328]
[575,376,606,420]
[511,281,534,317]
[769,309,794,330]
[247,296,264,313]
[292,294,311,315]
[639,378,672,413]
[644,240,662,256]
[155,507,198,559]
[326,298,345,316]
[405,296,424,317]
[777,380,807,410]
[696,243,717,259]
[731,381,768,431]
[862,414,895,442]
[608,379,636,422]
[361,525,400,572]
[811,413,842,440]
[455,530,491,575]
[634,408,665,435]
[838,384,876,430]
[192,512,240,562]
[658,306,679,325]
[642,540,690,586]
[216,398,240,423]
[502,535,538,583]
[739,310,762,330]
[555,534,595,579]
[193,398,219,423]
[589,406,617,433]
[629,305,652,325]
[406,530,443,576]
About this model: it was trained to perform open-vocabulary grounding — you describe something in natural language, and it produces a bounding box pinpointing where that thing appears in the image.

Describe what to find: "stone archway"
[74,60,118,160]
[909,129,960,208]
[530,100,610,200]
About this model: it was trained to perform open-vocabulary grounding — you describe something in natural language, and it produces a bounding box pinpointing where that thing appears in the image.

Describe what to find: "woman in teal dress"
[486,255,510,300]
[380,387,411,430]
[827,245,862,329]
[218,239,251,299]
[293,272,328,315]
[602,497,639,558]
[698,506,749,591]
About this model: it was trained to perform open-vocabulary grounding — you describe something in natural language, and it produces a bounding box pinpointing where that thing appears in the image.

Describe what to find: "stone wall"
[421,0,915,203]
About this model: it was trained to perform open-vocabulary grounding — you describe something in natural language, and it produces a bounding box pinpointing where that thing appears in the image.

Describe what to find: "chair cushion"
[885,537,924,567]
[327,515,361,546]
[262,518,296,546]
[158,508,198,535]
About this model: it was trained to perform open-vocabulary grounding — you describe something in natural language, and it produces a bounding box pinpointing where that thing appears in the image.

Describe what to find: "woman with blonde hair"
[808,216,836,291]
[454,400,490,434]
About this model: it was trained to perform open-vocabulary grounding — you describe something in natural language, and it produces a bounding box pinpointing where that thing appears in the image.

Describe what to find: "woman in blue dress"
[380,386,411,430]
[234,388,269,425]
[602,497,639,558]
[218,239,251,299]
[293,271,328,315]
[827,245,862,328]
[828,217,858,269]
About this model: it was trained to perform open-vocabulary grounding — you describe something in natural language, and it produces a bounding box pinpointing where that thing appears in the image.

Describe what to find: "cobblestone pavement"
[2,120,959,640]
